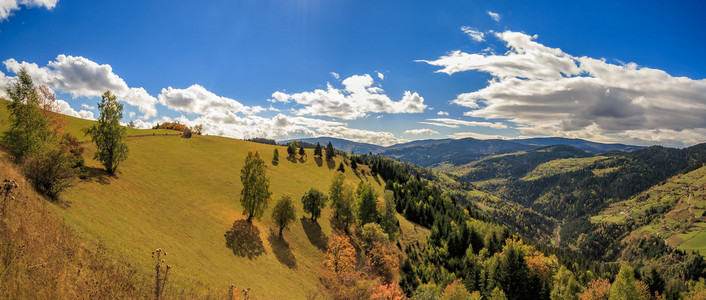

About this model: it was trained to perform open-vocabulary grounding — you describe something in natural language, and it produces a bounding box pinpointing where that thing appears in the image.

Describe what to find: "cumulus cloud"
[437,111,449,116]
[487,10,501,22]
[54,99,94,120]
[158,84,263,116]
[450,131,507,140]
[316,126,406,146]
[0,0,57,21]
[271,73,427,119]
[421,30,706,147]
[80,103,95,110]
[425,118,507,129]
[405,128,439,135]
[376,72,384,80]
[461,26,485,42]
[3,55,158,119]
[330,72,340,80]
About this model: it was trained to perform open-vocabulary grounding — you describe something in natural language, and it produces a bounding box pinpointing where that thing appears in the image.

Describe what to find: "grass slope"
[55,133,387,299]
[592,165,706,254]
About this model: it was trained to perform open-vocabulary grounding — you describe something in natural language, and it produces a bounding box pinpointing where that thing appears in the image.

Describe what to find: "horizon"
[1,0,705,148]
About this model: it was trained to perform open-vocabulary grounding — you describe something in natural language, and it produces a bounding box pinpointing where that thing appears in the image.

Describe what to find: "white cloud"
[3,55,158,119]
[405,128,439,135]
[316,126,406,147]
[272,73,427,120]
[450,131,507,140]
[54,99,94,120]
[129,111,136,118]
[158,84,263,116]
[376,72,384,80]
[81,103,95,110]
[487,10,501,22]
[0,70,12,98]
[425,118,508,129]
[419,121,458,128]
[330,72,340,80]
[0,0,57,21]
[461,26,485,42]
[422,30,706,147]
[437,111,449,116]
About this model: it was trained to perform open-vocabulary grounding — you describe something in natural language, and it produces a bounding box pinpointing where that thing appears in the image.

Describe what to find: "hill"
[382,138,534,167]
[280,137,385,154]
[514,137,643,154]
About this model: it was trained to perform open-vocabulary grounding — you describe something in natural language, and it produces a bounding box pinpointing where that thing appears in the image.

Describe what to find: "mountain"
[280,137,385,154]
[514,137,643,154]
[381,138,535,167]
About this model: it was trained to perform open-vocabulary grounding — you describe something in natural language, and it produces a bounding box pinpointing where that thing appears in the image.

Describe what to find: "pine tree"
[314,142,323,158]
[325,141,335,160]
[337,162,345,173]
[299,145,305,158]
[272,148,279,164]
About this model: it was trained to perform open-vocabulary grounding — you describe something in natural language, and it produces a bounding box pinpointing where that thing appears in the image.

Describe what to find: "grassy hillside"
[53,133,391,298]
[0,99,174,140]
[592,165,706,253]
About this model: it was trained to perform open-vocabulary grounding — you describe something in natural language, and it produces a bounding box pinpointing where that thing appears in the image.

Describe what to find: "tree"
[239,151,272,222]
[325,141,335,160]
[299,145,305,158]
[551,266,582,300]
[322,233,358,298]
[193,124,204,135]
[314,142,323,158]
[301,188,328,221]
[1,68,53,161]
[489,287,508,300]
[337,162,346,173]
[272,194,297,237]
[272,148,279,164]
[287,143,296,158]
[85,90,129,175]
[609,264,641,300]
[580,278,611,300]
[351,158,358,170]
[23,142,77,199]
[330,172,346,218]
[357,181,379,225]
[441,280,478,300]
[380,190,399,239]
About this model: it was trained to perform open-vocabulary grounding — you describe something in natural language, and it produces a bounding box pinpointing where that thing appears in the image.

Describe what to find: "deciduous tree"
[357,181,379,225]
[85,90,129,175]
[272,194,296,237]
[240,151,272,222]
[301,188,328,221]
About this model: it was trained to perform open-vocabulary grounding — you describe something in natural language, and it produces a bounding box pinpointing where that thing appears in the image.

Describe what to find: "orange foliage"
[367,241,400,283]
[441,279,477,300]
[371,283,405,300]
[153,122,187,132]
[579,278,611,300]
[37,85,66,134]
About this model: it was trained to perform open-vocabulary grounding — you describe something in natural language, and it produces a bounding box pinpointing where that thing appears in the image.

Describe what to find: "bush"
[181,127,192,138]
[23,145,77,200]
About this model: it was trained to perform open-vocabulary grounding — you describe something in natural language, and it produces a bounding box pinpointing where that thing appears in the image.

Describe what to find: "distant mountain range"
[283,137,643,167]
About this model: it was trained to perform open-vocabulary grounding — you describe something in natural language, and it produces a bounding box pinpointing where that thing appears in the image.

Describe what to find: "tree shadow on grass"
[326,159,336,170]
[267,229,297,269]
[224,219,265,259]
[314,157,323,167]
[83,166,110,185]
[301,217,328,251]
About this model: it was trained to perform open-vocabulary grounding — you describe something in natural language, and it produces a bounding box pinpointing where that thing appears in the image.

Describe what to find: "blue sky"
[1,0,705,147]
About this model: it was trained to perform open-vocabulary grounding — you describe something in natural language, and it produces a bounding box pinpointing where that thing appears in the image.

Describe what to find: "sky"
[0,0,705,147]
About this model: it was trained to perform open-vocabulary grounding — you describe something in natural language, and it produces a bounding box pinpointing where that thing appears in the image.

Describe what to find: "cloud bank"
[0,0,57,21]
[421,30,706,147]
